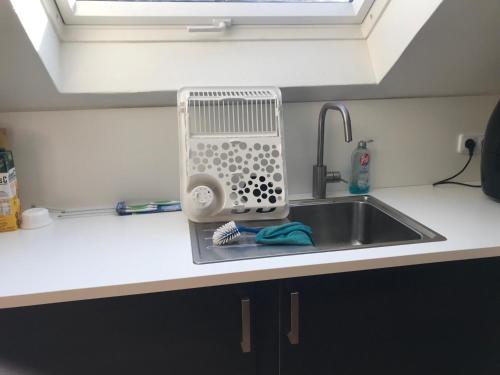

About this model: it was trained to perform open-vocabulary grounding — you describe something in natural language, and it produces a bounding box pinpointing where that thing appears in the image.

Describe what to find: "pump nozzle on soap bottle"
[349,139,373,194]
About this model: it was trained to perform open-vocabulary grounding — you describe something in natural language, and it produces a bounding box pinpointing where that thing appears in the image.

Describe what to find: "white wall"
[0,95,497,209]
[2,0,499,112]
[367,0,442,81]
[61,40,374,93]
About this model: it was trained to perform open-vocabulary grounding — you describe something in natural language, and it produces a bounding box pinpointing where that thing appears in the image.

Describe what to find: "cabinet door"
[0,283,265,375]
[280,258,500,375]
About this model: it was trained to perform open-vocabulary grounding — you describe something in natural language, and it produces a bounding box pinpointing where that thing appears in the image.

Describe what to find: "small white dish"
[21,208,52,230]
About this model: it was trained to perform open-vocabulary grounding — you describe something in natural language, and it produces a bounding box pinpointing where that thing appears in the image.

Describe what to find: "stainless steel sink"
[189,195,446,264]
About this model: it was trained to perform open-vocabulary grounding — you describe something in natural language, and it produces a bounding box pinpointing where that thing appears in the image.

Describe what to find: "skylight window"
[81,0,353,2]
[52,0,373,26]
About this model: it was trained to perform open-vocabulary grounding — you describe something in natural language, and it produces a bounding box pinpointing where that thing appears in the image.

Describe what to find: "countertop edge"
[2,244,499,310]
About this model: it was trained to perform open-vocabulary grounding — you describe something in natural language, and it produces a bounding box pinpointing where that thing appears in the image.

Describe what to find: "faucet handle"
[358,139,374,148]
[326,171,347,184]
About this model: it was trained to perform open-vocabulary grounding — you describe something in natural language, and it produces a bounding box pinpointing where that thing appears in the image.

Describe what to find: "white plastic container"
[21,208,52,229]
[178,87,289,223]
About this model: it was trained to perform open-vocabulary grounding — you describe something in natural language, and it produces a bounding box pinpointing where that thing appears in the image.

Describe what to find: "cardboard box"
[0,128,9,149]
[0,196,20,232]
[0,130,20,232]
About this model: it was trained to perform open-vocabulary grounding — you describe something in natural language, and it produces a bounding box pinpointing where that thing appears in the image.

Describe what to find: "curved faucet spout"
[316,102,353,166]
[312,102,353,199]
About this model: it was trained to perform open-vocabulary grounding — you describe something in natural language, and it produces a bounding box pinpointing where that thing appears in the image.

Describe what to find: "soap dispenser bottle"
[349,139,373,194]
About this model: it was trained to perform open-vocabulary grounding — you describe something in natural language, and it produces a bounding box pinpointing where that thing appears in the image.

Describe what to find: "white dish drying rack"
[178,87,289,223]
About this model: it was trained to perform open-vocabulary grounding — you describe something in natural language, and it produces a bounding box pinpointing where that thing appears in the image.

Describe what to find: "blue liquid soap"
[349,140,373,194]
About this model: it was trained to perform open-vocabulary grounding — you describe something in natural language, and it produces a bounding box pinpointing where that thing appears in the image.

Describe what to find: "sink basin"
[290,198,422,249]
[189,195,446,264]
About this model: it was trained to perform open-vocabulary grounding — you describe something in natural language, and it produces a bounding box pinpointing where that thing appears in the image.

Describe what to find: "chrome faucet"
[313,102,353,199]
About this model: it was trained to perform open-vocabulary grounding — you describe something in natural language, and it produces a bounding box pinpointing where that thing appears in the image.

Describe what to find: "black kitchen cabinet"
[1,258,500,375]
[280,258,500,375]
[0,283,273,375]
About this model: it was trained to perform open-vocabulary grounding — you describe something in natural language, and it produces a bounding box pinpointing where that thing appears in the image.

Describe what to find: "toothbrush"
[212,221,263,246]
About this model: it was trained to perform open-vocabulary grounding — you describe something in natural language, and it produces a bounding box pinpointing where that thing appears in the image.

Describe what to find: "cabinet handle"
[287,292,300,345]
[240,298,251,353]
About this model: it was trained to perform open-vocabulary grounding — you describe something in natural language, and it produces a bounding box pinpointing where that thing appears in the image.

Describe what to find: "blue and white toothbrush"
[212,221,263,246]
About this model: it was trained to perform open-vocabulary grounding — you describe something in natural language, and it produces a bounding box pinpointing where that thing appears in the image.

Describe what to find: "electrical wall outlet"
[457,133,484,155]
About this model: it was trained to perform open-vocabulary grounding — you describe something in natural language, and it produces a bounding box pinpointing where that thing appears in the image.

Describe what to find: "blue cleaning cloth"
[255,222,314,246]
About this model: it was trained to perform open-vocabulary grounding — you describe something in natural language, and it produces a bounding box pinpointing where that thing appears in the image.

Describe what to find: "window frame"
[53,0,375,26]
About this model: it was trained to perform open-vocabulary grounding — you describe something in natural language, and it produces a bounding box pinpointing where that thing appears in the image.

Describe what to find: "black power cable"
[433,139,481,188]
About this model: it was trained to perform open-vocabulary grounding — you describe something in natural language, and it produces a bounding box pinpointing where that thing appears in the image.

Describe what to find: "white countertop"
[1,184,500,309]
